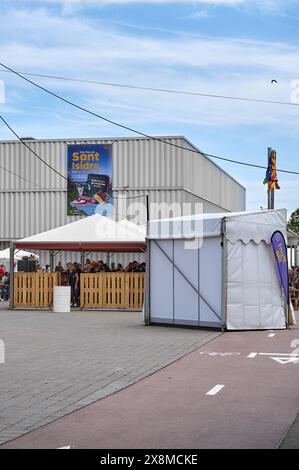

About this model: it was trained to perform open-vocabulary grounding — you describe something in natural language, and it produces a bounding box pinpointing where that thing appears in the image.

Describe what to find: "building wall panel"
[0,136,245,269]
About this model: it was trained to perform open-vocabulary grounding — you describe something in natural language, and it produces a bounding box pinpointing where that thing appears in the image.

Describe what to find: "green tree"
[288,208,299,235]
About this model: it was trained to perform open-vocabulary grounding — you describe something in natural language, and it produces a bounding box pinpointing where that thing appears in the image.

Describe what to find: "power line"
[1,61,299,176]
[0,163,45,189]
[0,113,150,197]
[0,115,69,182]
[0,67,297,107]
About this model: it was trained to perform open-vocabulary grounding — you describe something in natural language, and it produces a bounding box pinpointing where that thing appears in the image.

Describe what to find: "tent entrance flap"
[149,238,223,328]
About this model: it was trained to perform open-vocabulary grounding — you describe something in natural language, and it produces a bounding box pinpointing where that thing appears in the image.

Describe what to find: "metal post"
[49,250,54,272]
[145,238,150,325]
[146,194,150,223]
[271,186,275,210]
[9,241,15,309]
[80,252,85,269]
[144,194,150,325]
[267,147,272,210]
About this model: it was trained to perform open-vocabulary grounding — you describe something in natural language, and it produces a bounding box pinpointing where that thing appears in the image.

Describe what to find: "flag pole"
[267,147,272,210]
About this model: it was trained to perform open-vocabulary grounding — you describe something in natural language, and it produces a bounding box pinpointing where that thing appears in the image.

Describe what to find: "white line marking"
[58,445,70,449]
[199,351,240,356]
[247,352,257,358]
[268,333,276,337]
[206,384,225,396]
[259,353,299,357]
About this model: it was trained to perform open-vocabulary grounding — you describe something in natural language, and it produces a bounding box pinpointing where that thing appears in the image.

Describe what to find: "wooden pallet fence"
[80,272,145,309]
[290,288,299,311]
[14,272,61,308]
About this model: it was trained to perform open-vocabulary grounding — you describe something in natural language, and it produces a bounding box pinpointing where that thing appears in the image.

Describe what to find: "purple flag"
[271,230,289,303]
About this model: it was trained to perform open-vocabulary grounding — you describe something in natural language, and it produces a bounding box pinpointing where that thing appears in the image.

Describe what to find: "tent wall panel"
[149,241,174,322]
[174,270,198,324]
[148,236,224,328]
[199,237,223,325]
[226,240,285,330]
[173,240,198,288]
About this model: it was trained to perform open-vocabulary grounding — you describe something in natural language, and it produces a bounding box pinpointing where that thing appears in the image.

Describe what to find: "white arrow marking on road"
[58,445,71,449]
[258,353,299,364]
[270,357,299,365]
[206,384,225,396]
[268,333,276,337]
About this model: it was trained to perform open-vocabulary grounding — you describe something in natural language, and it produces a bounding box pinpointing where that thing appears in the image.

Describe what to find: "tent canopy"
[15,215,146,252]
[148,209,287,243]
[0,248,39,262]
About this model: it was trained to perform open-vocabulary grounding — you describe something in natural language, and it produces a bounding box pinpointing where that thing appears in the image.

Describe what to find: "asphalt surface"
[279,412,299,448]
[2,314,299,449]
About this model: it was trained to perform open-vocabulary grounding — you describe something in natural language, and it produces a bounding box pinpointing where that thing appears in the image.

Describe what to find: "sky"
[0,0,299,214]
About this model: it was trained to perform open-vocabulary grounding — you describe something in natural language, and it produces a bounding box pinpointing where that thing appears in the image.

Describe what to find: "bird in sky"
[271,79,278,84]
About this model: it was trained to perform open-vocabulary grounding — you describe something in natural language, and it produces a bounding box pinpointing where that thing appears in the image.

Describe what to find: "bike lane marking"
[206,384,225,396]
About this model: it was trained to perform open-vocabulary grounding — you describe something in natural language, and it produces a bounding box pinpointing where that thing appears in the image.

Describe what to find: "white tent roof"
[16,215,146,252]
[0,248,39,261]
[148,209,287,244]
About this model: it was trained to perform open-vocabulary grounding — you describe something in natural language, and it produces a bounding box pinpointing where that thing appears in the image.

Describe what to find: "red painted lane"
[2,321,299,449]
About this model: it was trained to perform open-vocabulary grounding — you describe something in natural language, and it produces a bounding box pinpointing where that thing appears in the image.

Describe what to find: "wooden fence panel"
[80,273,144,309]
[290,288,299,311]
[14,272,60,308]
[80,274,104,308]
[13,272,143,309]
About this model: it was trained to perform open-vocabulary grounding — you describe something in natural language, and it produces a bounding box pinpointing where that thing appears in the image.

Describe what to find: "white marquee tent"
[0,248,39,271]
[14,214,146,253]
[146,209,287,330]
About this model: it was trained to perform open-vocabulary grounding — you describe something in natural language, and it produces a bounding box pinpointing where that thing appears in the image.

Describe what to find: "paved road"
[280,412,299,448]
[0,306,219,445]
[2,314,299,449]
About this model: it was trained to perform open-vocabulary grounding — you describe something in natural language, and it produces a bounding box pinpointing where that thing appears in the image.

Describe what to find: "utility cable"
[1,62,299,176]
[0,67,297,107]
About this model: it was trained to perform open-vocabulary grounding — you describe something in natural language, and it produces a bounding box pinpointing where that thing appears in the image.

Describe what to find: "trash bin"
[53,286,71,313]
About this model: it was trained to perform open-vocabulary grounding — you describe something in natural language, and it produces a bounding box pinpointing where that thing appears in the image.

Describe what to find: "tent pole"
[9,241,15,310]
[145,239,150,325]
[221,218,227,331]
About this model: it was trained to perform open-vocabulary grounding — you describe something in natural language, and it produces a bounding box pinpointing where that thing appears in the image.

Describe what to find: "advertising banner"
[271,230,289,303]
[263,149,280,191]
[67,144,112,216]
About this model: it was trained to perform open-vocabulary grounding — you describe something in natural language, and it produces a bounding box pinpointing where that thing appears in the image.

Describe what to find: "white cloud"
[188,9,210,18]
[1,5,299,132]
[16,0,247,4]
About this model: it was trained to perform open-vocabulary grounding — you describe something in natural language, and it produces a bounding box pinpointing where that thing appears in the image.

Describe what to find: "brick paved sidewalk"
[0,306,219,445]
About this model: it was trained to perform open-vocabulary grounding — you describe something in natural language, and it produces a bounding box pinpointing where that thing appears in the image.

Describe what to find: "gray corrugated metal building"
[0,135,245,266]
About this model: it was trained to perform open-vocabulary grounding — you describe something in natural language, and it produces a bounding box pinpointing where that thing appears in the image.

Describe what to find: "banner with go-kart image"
[67,144,113,217]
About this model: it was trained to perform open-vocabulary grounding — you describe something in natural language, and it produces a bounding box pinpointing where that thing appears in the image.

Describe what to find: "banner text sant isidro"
[70,149,101,170]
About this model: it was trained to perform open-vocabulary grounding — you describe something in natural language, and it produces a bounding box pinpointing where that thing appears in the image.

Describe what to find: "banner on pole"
[67,144,112,216]
[263,149,280,191]
[271,230,289,303]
